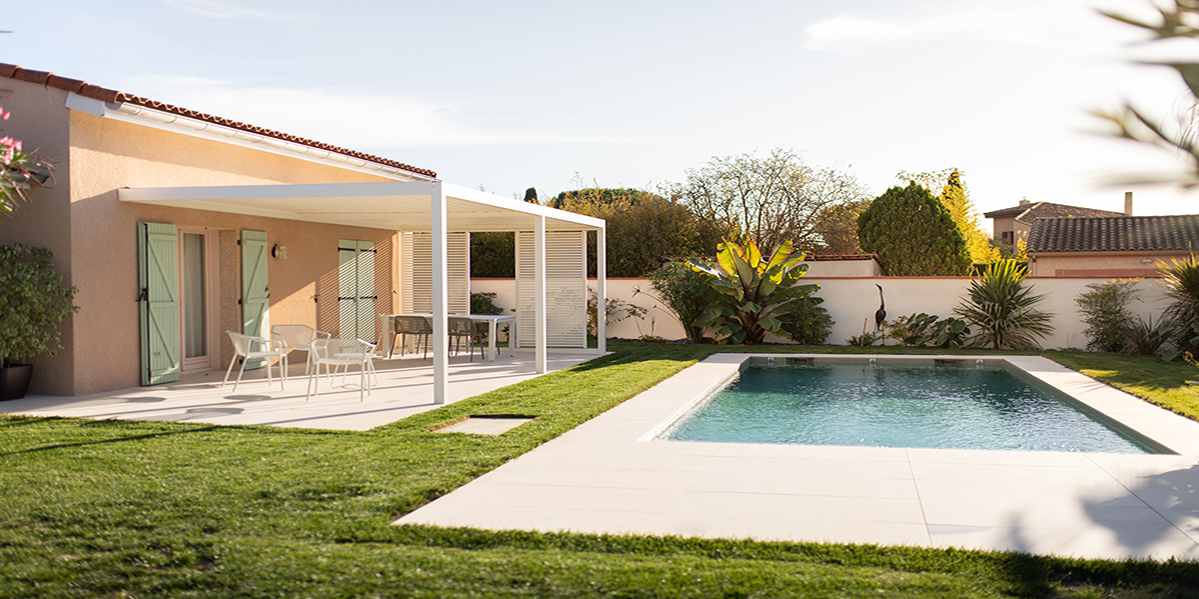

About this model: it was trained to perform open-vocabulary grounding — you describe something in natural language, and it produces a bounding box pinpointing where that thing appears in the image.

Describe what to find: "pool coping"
[395,354,1199,561]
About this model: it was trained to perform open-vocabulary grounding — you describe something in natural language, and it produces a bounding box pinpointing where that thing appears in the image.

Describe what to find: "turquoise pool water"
[660,359,1165,454]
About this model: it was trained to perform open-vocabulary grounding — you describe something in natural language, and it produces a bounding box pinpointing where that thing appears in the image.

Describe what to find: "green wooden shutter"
[241,230,270,369]
[138,222,181,385]
[338,239,377,341]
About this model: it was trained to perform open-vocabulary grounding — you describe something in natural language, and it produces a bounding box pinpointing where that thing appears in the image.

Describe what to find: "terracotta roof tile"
[1027,215,1199,253]
[983,201,1124,223]
[0,63,437,178]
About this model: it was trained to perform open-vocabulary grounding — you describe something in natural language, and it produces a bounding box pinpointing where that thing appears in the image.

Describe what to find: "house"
[983,196,1128,249]
[802,253,883,277]
[1026,214,1199,277]
[0,64,606,402]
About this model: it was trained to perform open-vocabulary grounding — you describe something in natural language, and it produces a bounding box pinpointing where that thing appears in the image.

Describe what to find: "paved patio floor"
[3,352,597,431]
[397,354,1199,561]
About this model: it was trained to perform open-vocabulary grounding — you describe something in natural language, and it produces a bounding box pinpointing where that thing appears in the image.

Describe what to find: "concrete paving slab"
[395,353,1199,561]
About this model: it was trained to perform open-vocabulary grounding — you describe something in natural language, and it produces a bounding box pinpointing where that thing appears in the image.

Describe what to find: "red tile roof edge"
[0,63,437,179]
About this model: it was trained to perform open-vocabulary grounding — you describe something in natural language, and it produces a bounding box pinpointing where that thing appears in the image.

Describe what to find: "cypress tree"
[857,182,972,276]
[937,170,1000,264]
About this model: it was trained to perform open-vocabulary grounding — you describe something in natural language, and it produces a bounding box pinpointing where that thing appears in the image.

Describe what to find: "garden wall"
[471,277,1173,350]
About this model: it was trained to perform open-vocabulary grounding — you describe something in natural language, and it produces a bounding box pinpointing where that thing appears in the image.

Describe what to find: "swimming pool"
[656,357,1172,454]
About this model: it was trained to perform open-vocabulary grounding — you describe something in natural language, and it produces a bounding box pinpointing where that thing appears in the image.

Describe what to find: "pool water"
[660,359,1163,454]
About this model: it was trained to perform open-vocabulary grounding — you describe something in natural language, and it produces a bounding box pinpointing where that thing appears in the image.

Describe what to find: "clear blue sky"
[4,0,1197,220]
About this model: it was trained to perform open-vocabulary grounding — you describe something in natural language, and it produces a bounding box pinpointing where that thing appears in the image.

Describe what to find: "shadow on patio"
[3,352,598,431]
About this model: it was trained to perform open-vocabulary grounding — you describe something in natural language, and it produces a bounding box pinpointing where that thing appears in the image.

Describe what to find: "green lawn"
[3,345,1199,598]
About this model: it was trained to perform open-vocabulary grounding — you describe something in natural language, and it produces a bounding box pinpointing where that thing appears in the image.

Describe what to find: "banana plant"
[686,238,819,344]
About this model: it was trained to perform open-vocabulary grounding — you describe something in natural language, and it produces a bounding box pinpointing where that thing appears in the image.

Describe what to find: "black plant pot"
[1,364,33,401]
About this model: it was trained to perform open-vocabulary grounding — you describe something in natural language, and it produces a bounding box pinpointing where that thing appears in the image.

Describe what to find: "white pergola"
[120,180,607,405]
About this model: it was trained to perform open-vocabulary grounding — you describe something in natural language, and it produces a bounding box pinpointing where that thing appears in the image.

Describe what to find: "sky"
[4,0,1199,221]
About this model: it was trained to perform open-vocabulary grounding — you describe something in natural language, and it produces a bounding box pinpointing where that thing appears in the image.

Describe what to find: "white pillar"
[432,183,449,404]
[535,215,547,374]
[597,226,607,353]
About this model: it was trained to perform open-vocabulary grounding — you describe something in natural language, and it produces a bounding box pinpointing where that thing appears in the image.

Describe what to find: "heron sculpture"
[874,284,886,331]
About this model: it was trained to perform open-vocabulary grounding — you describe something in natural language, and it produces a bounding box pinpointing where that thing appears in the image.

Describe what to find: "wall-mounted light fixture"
[272,244,288,259]
[1142,258,1155,264]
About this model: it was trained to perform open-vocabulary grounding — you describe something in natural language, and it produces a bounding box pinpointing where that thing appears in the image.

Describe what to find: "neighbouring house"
[983,196,1129,250]
[1026,214,1199,277]
[802,253,883,277]
[0,64,606,401]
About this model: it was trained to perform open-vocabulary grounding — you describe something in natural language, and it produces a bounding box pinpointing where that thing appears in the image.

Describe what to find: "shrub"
[0,244,78,366]
[470,292,504,315]
[642,260,713,342]
[586,288,646,338]
[954,260,1054,350]
[1075,279,1141,352]
[896,313,971,349]
[1125,315,1174,356]
[777,293,833,345]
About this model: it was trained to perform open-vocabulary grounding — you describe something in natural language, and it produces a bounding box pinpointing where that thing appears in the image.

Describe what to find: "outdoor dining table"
[377,313,516,362]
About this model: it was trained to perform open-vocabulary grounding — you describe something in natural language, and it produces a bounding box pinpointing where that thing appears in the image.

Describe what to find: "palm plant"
[954,260,1054,350]
[1158,255,1199,358]
[687,238,818,344]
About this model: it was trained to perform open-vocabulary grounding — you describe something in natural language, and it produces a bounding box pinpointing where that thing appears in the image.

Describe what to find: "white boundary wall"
[471,277,1174,350]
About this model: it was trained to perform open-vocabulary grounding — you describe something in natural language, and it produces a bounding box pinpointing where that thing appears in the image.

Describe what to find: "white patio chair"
[307,338,377,402]
[222,331,287,392]
[270,324,331,375]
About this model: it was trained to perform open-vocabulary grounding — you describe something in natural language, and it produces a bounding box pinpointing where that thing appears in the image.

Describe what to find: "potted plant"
[0,243,78,400]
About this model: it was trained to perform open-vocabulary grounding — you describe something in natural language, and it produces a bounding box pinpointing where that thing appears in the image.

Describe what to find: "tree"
[1095,0,1199,186]
[522,187,539,203]
[812,198,871,254]
[857,182,972,276]
[552,187,725,277]
[899,169,1000,264]
[935,170,1002,264]
[665,148,870,253]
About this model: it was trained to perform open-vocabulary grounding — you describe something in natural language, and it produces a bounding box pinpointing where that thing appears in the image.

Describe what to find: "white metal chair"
[270,324,331,375]
[222,331,287,392]
[306,338,377,402]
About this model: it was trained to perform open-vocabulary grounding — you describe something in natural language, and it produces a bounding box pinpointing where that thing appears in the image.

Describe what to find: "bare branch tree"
[663,148,870,253]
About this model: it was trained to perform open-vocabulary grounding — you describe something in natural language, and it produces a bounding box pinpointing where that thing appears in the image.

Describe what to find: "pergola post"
[534,215,547,374]
[597,226,607,353]
[431,183,449,404]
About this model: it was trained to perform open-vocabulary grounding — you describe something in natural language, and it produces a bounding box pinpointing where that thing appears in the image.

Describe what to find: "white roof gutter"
[64,92,434,182]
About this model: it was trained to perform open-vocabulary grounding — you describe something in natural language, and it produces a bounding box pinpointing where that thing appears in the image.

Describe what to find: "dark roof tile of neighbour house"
[1026,215,1199,253]
[0,63,437,179]
[805,252,879,261]
[983,201,1124,223]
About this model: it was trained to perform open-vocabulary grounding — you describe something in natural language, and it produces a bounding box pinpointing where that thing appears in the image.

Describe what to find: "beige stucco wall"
[3,79,417,395]
[803,259,882,277]
[1030,252,1191,277]
[475,276,1173,350]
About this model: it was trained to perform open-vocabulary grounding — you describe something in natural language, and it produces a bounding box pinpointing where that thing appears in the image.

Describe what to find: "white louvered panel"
[447,232,470,315]
[401,232,432,314]
[545,230,587,348]
[515,231,536,348]
[515,230,587,349]
[401,231,469,315]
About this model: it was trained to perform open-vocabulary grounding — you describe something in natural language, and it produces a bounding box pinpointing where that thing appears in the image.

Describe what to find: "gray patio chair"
[448,316,481,361]
[222,331,287,392]
[389,315,432,359]
[270,324,331,375]
[307,338,377,402]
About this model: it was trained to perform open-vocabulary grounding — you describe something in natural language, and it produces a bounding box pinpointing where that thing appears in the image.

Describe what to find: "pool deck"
[396,354,1199,561]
